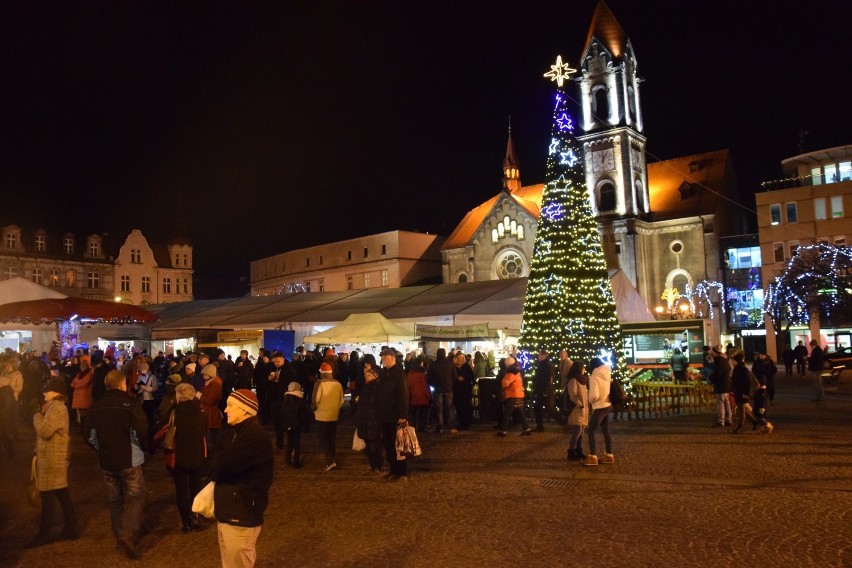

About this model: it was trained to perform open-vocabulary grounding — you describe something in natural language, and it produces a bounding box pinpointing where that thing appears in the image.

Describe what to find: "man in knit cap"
[312,362,344,472]
[212,389,273,568]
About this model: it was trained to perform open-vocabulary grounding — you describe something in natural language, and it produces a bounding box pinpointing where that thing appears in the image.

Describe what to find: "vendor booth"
[303,312,418,357]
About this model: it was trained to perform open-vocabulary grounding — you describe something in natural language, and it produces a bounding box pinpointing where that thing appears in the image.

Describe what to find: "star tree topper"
[543,55,577,88]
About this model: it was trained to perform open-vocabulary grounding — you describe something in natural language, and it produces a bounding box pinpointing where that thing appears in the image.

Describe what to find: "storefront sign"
[416,324,496,340]
[218,330,262,342]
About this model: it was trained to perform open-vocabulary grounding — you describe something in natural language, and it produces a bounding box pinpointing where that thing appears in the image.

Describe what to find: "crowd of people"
[0,336,834,566]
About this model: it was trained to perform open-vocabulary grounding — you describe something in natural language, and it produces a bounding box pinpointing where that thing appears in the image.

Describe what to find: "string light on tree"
[518,55,625,381]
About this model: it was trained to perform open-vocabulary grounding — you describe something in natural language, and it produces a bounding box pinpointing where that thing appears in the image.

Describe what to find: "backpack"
[609,379,626,408]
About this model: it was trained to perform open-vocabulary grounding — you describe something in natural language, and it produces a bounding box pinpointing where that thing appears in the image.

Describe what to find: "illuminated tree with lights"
[763,243,852,353]
[518,55,624,378]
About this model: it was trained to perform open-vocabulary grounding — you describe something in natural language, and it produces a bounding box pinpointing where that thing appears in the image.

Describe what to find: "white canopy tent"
[303,312,418,345]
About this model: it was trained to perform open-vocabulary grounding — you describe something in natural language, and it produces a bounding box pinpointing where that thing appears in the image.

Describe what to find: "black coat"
[165,399,206,470]
[532,359,554,393]
[731,363,757,404]
[428,357,456,393]
[84,388,148,471]
[375,363,409,423]
[355,381,382,441]
[234,358,254,390]
[212,417,273,528]
[279,393,308,429]
[710,356,732,394]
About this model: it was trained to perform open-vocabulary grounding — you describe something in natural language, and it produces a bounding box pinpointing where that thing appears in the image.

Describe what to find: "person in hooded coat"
[584,358,614,467]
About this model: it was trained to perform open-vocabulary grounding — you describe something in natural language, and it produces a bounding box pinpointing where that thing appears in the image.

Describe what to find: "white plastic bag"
[352,429,366,452]
[192,481,215,519]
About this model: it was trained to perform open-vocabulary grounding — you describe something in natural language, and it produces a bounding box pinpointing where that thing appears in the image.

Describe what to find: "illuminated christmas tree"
[518,55,624,377]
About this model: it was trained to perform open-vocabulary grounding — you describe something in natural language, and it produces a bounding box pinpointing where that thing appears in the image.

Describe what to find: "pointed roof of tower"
[504,123,519,171]
[582,1,628,58]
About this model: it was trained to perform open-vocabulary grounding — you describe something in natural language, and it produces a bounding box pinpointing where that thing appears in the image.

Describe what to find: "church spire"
[503,117,521,192]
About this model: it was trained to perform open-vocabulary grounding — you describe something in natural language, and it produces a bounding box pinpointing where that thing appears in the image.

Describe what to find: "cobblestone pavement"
[1,377,850,567]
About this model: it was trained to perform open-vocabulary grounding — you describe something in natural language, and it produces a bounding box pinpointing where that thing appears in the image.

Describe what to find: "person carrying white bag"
[376,348,410,482]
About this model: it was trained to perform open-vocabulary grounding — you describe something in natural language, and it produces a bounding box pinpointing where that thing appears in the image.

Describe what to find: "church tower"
[575,1,649,218]
[503,123,521,192]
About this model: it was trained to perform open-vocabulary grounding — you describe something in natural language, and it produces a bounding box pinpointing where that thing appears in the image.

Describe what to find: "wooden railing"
[613,380,716,420]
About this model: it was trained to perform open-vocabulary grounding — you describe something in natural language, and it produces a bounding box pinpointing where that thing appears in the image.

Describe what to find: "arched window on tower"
[592,85,609,125]
[627,85,636,122]
[598,181,616,213]
[635,179,645,213]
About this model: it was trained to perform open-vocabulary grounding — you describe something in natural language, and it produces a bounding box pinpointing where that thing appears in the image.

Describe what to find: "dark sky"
[3,1,851,297]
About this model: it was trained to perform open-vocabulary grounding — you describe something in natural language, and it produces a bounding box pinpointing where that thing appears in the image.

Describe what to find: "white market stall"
[303,312,418,357]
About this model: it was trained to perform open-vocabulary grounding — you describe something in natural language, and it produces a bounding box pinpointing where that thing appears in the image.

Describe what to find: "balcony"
[761,172,852,192]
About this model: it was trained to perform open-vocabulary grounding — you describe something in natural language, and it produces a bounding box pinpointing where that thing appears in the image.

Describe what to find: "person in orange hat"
[312,362,344,471]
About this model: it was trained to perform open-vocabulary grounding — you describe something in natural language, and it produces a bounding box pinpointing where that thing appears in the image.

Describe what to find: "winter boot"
[599,453,615,464]
[567,448,578,461]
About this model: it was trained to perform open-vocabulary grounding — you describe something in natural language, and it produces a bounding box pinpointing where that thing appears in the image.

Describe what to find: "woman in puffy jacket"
[70,356,93,428]
[496,356,531,437]
[565,361,589,462]
[584,358,614,467]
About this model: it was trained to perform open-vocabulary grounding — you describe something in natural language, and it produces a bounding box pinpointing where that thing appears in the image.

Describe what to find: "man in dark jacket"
[531,350,557,431]
[710,344,732,427]
[751,352,778,403]
[807,339,826,402]
[83,369,148,560]
[90,350,113,402]
[428,348,456,433]
[267,352,298,450]
[234,350,254,390]
[377,348,409,481]
[213,389,273,567]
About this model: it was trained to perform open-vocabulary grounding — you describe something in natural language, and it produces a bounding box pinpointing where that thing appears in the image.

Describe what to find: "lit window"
[825,164,837,183]
[131,248,141,263]
[64,238,73,254]
[49,270,59,286]
[32,268,42,285]
[769,204,782,225]
[814,198,827,220]
[831,196,844,218]
[162,278,172,294]
[811,167,822,185]
[142,276,151,293]
[88,240,99,257]
[785,202,798,223]
[66,270,76,286]
[840,162,852,182]
[773,242,785,263]
[120,275,131,292]
[35,235,45,252]
[87,272,99,289]
[381,270,389,287]
[496,251,525,279]
[364,273,370,288]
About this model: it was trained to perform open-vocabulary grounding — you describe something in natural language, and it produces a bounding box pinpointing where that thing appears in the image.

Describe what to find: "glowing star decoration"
[543,273,563,296]
[555,113,574,131]
[543,55,577,88]
[597,348,614,368]
[548,137,560,155]
[538,240,552,257]
[565,319,584,335]
[560,149,579,166]
[599,277,612,300]
[516,350,532,370]
[541,202,564,221]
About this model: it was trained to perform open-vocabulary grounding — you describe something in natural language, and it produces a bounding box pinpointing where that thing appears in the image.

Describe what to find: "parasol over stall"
[0,297,158,325]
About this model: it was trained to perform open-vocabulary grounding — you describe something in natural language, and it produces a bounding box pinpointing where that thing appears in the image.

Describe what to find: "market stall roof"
[0,297,158,324]
[147,274,654,331]
[0,277,66,304]
[303,312,417,344]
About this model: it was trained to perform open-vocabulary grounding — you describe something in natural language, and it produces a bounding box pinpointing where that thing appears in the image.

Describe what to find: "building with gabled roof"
[441,1,747,330]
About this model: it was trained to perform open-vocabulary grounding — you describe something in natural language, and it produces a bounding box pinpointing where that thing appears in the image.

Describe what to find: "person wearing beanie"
[28,379,79,547]
[583,358,615,467]
[312,362,344,472]
[267,352,298,452]
[197,364,223,450]
[212,388,273,567]
[279,382,308,467]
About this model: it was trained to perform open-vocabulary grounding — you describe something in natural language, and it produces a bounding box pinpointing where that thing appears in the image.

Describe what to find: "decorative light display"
[555,113,574,131]
[518,55,625,380]
[543,54,577,88]
[277,282,307,295]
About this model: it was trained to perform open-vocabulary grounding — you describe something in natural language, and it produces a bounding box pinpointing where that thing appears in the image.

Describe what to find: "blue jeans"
[716,393,732,424]
[432,392,454,430]
[101,466,146,542]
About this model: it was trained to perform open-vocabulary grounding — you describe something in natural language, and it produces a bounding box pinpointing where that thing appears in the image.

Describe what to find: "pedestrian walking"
[710,344,732,427]
[565,361,589,461]
[806,339,825,402]
[730,352,757,434]
[584,358,614,466]
[28,379,79,548]
[312,362,344,471]
[279,382,308,468]
[212,389,273,568]
[377,348,409,481]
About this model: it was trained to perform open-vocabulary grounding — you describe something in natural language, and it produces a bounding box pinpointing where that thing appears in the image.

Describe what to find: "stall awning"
[416,323,499,341]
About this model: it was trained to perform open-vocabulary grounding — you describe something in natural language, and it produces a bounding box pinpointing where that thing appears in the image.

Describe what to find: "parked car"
[824,347,852,369]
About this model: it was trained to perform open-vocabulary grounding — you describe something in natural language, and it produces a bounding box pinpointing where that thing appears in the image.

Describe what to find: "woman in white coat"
[584,358,614,467]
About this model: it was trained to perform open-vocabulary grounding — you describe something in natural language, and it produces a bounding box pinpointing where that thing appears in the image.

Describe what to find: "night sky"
[3,1,851,297]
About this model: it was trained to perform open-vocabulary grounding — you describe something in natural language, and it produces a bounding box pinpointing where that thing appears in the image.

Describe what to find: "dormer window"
[130,248,141,263]
[88,239,100,257]
[5,231,18,250]
[35,234,45,252]
[678,181,697,200]
[64,237,74,254]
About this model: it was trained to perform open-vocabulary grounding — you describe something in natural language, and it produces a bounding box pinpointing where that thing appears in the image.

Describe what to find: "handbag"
[153,410,176,450]
[352,429,366,452]
[27,456,41,508]
[192,481,215,519]
[395,424,422,459]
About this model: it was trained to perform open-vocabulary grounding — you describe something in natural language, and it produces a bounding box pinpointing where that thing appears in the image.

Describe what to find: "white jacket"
[588,364,612,410]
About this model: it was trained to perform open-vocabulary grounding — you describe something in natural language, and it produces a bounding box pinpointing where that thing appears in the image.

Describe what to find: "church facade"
[441,2,746,327]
